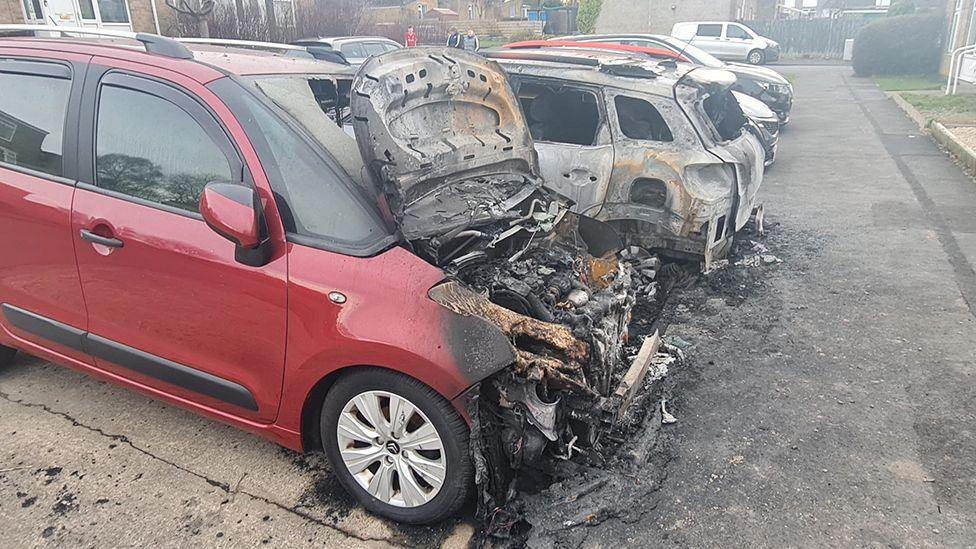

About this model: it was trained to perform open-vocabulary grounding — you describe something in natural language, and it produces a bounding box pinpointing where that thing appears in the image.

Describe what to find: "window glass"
[340,43,366,60]
[697,24,722,37]
[727,25,751,40]
[363,42,388,56]
[614,96,673,142]
[96,85,233,212]
[516,81,600,146]
[237,80,385,244]
[96,0,129,23]
[79,0,96,19]
[0,70,70,177]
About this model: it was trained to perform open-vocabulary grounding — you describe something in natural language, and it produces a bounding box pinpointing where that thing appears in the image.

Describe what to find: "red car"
[0,29,657,524]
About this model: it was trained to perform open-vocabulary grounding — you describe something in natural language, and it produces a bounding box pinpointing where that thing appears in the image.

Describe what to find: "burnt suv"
[0,29,659,523]
[489,46,765,263]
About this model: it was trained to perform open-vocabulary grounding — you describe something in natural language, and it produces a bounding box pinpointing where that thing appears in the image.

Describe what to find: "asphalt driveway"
[2,64,975,548]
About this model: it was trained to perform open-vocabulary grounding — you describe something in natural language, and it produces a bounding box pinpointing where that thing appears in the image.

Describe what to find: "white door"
[724,24,755,61]
[19,0,47,24]
[692,23,727,58]
[43,0,81,25]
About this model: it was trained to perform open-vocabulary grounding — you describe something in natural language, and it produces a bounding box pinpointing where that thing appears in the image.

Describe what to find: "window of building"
[78,0,96,20]
[96,0,129,23]
[95,85,234,212]
[0,68,71,177]
[614,96,673,142]
[516,81,601,146]
[697,24,723,38]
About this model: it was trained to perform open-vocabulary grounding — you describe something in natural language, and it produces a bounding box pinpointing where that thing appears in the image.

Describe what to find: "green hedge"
[852,14,943,76]
[577,0,603,35]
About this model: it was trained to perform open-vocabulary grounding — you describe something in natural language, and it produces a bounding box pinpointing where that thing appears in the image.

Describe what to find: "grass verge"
[873,74,943,92]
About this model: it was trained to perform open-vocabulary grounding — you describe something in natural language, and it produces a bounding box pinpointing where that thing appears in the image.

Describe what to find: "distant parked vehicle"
[292,36,402,66]
[561,34,793,123]
[671,22,779,65]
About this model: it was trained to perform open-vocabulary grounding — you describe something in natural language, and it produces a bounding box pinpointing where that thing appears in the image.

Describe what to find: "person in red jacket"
[404,26,418,47]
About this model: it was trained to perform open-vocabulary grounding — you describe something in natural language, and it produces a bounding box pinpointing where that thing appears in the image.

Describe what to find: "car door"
[512,77,614,217]
[724,23,754,62]
[0,52,95,366]
[70,63,287,422]
[692,23,726,58]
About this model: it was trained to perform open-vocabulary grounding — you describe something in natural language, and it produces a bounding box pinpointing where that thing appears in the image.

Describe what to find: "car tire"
[748,49,766,65]
[320,368,472,524]
[0,345,15,368]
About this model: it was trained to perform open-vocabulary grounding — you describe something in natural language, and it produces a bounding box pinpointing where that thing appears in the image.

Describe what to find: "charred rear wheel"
[748,49,766,65]
[321,369,472,524]
[0,345,14,368]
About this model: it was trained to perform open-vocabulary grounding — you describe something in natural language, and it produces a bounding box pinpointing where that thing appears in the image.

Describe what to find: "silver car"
[671,21,780,65]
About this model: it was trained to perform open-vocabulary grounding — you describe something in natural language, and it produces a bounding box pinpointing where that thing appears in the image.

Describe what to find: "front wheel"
[748,49,766,65]
[320,368,472,524]
[0,346,15,369]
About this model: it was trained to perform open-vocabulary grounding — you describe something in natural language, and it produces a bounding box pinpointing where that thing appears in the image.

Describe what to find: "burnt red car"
[0,29,658,524]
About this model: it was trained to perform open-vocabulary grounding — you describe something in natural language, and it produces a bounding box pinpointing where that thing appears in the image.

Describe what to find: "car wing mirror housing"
[199,182,272,267]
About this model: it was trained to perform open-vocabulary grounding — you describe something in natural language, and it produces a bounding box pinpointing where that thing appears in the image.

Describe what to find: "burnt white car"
[489,47,765,263]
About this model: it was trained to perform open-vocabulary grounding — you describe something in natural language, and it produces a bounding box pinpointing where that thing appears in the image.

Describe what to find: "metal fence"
[743,17,875,58]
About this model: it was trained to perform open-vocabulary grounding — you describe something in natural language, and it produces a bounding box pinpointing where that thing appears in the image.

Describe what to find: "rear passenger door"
[70,63,287,422]
[511,76,614,217]
[0,53,94,366]
[693,23,727,58]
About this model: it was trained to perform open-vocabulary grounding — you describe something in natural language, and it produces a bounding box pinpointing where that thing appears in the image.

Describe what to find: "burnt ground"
[526,65,976,547]
[2,65,976,548]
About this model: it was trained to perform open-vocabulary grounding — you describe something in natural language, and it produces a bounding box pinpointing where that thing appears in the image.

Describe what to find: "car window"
[95,85,234,212]
[230,80,386,245]
[516,80,601,146]
[697,24,723,38]
[363,42,388,56]
[0,66,70,177]
[382,42,400,52]
[727,25,751,40]
[614,96,673,142]
[340,43,366,60]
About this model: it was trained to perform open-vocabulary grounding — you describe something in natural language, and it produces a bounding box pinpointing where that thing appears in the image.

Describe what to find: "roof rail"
[483,50,601,67]
[176,38,314,59]
[0,24,192,59]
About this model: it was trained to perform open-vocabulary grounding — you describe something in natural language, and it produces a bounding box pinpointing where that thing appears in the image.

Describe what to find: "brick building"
[595,0,761,34]
[0,0,176,34]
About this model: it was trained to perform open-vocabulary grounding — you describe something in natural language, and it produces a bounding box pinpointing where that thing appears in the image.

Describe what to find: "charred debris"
[348,48,707,540]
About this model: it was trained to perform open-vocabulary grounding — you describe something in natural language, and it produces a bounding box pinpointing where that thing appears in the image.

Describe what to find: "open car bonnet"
[350,47,539,239]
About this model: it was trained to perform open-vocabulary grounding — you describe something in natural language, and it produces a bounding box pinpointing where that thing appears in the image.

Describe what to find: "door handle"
[80,229,124,249]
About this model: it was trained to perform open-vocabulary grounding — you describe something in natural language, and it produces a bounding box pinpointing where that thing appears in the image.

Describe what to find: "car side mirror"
[199,182,272,267]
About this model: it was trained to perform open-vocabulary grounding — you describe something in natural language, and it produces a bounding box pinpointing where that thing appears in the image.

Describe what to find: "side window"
[727,25,751,40]
[363,42,388,56]
[95,84,234,212]
[340,43,366,60]
[516,80,601,146]
[232,90,381,245]
[697,24,723,37]
[0,66,70,177]
[614,96,673,142]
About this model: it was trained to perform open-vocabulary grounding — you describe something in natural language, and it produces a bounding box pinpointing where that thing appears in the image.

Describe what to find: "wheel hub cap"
[337,390,447,508]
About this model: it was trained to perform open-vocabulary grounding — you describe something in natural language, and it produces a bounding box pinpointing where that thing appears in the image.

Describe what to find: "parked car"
[560,34,793,123]
[671,21,780,65]
[292,36,402,65]
[0,28,658,524]
[735,91,779,167]
[488,46,765,262]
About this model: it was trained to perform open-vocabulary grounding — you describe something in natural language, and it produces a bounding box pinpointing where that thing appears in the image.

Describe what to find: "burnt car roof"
[488,47,720,98]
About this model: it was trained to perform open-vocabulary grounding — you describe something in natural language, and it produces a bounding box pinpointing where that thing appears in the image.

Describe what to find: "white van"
[671,21,780,65]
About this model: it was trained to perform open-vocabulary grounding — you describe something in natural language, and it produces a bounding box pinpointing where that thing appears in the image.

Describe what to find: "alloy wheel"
[336,390,447,508]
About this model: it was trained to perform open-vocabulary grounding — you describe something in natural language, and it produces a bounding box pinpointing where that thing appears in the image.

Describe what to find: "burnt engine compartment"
[413,176,663,523]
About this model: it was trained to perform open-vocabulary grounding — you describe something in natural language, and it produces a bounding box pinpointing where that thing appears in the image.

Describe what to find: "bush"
[577,0,603,35]
[852,14,943,76]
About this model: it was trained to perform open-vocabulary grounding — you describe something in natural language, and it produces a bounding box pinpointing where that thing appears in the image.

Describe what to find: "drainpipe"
[149,0,161,34]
